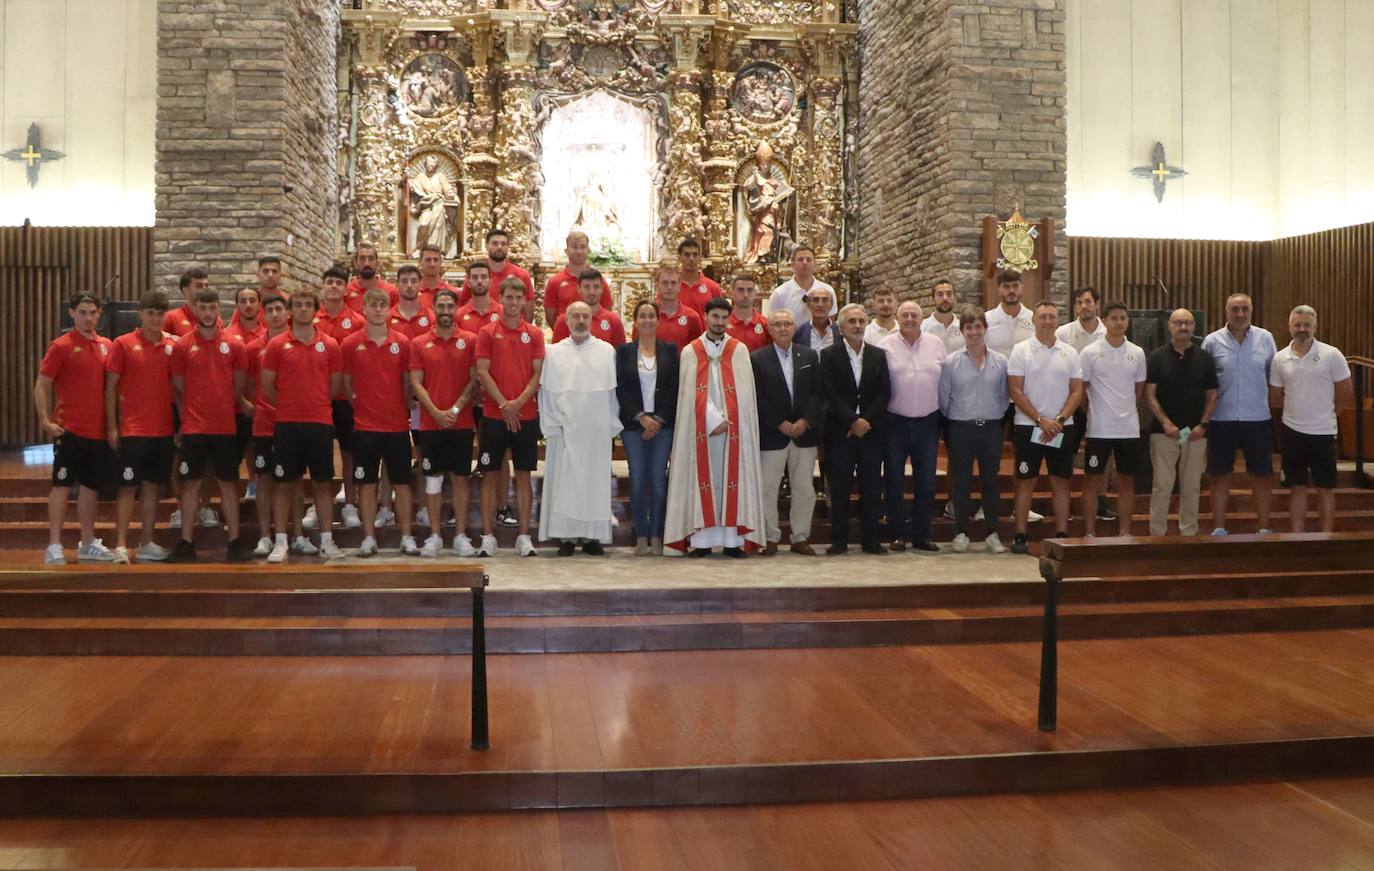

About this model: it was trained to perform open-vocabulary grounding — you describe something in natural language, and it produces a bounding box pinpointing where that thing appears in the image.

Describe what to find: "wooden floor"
[4,629,1374,776]
[1,778,1372,869]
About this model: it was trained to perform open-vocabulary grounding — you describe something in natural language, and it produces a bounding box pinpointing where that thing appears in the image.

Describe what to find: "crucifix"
[3,123,65,189]
[1131,141,1186,203]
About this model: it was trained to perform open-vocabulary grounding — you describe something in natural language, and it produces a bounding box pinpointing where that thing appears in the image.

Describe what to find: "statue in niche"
[408,153,461,258]
[731,62,795,124]
[740,141,795,266]
[399,54,469,119]
[572,168,623,247]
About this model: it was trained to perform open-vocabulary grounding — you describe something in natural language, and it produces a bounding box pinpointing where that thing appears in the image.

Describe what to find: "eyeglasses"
[1169,320,1194,326]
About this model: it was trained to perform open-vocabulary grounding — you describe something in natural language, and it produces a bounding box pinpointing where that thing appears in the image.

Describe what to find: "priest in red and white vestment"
[664,297,767,556]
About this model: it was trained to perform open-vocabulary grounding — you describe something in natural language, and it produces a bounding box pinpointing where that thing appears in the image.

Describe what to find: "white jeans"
[761,443,818,544]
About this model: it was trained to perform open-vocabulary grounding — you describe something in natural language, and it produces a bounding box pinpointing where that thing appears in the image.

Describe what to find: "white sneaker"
[267,539,289,563]
[376,508,396,528]
[290,536,318,556]
[415,506,431,529]
[1211,527,1229,536]
[1027,510,1044,522]
[1257,528,1273,535]
[515,534,537,557]
[198,507,220,528]
[985,532,1008,554]
[319,539,345,560]
[302,505,319,530]
[43,544,66,565]
[454,534,477,557]
[77,538,117,562]
[341,504,361,529]
[476,534,497,557]
[400,535,421,556]
[973,507,985,521]
[169,509,182,528]
[942,502,956,520]
[357,535,378,557]
[112,546,131,565]
[252,536,273,557]
[420,534,443,558]
[136,542,171,562]
[952,533,969,553]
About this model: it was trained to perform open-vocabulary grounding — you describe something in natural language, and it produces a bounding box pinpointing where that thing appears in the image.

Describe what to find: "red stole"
[691,338,744,530]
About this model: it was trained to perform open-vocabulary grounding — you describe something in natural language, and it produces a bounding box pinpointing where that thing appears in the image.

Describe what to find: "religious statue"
[408,154,460,258]
[572,169,623,247]
[741,141,794,265]
[731,62,795,123]
[399,54,468,119]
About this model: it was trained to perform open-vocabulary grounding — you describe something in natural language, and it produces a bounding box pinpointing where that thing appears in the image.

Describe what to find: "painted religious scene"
[338,0,855,321]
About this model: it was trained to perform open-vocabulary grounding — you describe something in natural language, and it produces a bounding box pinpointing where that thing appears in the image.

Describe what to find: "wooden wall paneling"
[1265,223,1374,359]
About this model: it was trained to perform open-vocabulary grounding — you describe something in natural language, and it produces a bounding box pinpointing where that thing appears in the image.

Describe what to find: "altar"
[338,0,857,321]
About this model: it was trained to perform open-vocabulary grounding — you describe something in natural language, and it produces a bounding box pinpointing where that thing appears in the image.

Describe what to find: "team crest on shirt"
[697,287,706,294]
[1126,354,1136,363]
[678,316,688,326]
[314,341,325,352]
[123,467,135,481]
[457,339,466,349]
[98,345,107,355]
[600,319,610,331]
[179,461,190,475]
[342,319,352,329]
[164,344,174,356]
[56,467,67,481]
[419,317,430,327]
[754,324,764,334]
[389,342,400,354]
[219,342,230,354]
[520,332,531,344]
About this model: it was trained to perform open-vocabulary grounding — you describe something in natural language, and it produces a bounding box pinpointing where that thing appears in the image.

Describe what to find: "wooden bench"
[1035,532,1374,732]
[0,563,493,751]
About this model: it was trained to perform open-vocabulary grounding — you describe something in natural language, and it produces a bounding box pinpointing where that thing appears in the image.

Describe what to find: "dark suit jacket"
[615,340,680,432]
[819,340,890,439]
[793,320,837,352]
[751,343,824,451]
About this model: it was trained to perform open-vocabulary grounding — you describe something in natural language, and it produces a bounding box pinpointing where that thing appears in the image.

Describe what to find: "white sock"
[275,533,288,545]
[320,532,334,545]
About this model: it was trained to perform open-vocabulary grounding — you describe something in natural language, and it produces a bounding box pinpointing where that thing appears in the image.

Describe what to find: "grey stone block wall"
[154,0,339,297]
[857,0,1068,307]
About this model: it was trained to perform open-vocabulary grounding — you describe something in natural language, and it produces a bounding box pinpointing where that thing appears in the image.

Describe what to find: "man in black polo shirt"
[1144,309,1218,536]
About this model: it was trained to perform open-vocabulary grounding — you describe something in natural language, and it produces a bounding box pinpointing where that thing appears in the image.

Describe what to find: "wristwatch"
[1054,415,1066,425]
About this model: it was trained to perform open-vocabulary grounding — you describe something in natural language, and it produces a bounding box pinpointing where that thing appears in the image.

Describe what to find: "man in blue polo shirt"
[1201,294,1276,535]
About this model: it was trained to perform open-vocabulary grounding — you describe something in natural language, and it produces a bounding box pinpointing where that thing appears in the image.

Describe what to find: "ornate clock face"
[999,227,1035,267]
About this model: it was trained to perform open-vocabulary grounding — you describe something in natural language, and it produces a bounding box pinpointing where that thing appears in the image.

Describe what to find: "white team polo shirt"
[1055,318,1106,353]
[1079,337,1146,438]
[984,305,1033,359]
[1007,336,1082,427]
[921,313,964,354]
[1269,341,1352,435]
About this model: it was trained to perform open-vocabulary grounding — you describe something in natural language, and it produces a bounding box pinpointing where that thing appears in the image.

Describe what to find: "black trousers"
[946,419,1004,536]
[825,430,884,547]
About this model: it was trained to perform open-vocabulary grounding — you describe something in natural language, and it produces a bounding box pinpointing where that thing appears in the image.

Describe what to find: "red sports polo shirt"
[544,267,612,321]
[551,307,626,346]
[409,329,480,431]
[727,310,771,352]
[456,301,501,335]
[387,304,437,340]
[677,275,723,316]
[226,313,265,345]
[475,319,544,421]
[107,329,177,438]
[342,329,412,433]
[416,281,457,312]
[245,333,279,437]
[643,305,704,351]
[344,278,400,312]
[39,330,113,439]
[171,327,248,436]
[313,306,363,342]
[467,261,534,305]
[261,329,342,425]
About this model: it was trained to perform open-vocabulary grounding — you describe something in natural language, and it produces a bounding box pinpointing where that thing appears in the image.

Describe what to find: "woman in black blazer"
[615,301,681,555]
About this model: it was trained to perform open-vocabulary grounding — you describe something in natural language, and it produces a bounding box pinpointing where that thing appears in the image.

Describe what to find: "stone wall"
[858,0,1068,308]
[153,0,339,296]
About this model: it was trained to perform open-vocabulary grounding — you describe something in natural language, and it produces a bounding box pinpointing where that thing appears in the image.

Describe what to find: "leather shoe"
[790,541,816,556]
[761,541,778,556]
[557,541,576,557]
[583,540,605,556]
[888,540,907,553]
[861,542,889,555]
[825,543,848,555]
[689,547,711,558]
[911,541,941,553]
[723,547,746,559]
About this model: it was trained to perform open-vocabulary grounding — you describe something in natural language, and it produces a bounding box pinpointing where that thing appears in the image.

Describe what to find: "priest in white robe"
[664,295,767,557]
[538,302,622,554]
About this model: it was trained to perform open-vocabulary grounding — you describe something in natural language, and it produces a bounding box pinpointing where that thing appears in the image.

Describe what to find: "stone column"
[154,0,340,295]
[701,26,738,268]
[491,12,545,265]
[857,0,1067,305]
[350,64,395,254]
[462,24,499,260]
[659,18,713,260]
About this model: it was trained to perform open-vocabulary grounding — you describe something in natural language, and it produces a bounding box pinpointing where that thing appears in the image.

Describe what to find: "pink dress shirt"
[878,330,946,418]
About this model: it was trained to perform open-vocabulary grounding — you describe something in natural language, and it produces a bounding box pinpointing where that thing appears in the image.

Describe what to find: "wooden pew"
[0,563,493,751]
[1034,532,1374,732]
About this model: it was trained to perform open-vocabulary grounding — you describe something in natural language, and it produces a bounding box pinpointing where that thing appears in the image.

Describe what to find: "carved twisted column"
[352,65,396,254]
[463,27,498,259]
[492,13,546,263]
[664,70,707,251]
[809,76,844,267]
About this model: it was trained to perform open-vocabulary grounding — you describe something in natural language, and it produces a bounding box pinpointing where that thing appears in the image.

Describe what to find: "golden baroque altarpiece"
[338,0,857,320]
